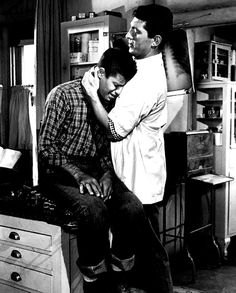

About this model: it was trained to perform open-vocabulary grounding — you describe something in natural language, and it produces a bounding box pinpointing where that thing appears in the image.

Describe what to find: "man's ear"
[151,35,162,48]
[97,67,106,78]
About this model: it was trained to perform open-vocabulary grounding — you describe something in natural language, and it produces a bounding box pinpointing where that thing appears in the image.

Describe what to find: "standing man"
[82,4,174,293]
[38,48,148,293]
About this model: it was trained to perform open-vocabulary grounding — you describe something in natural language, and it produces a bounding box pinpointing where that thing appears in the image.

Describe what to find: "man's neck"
[135,49,161,60]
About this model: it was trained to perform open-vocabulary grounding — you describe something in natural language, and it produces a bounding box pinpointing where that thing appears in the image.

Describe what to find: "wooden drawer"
[0,243,52,272]
[0,214,83,292]
[0,226,52,252]
[0,281,31,293]
[0,260,52,293]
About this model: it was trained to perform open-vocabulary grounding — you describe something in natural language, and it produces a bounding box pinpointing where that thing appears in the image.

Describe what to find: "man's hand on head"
[82,66,100,103]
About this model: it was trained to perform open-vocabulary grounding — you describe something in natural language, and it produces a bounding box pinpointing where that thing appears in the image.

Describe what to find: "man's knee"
[87,197,108,222]
[117,191,145,224]
[72,196,109,228]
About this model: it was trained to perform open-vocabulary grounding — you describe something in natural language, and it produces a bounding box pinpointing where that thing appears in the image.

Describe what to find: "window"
[22,43,35,86]
[10,39,35,87]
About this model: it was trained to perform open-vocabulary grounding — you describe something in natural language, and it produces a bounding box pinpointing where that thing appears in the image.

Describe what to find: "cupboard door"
[195,41,231,82]
[61,15,126,82]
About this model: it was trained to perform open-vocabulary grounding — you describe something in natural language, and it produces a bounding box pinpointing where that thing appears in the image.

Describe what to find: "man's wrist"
[103,169,114,180]
[62,162,82,179]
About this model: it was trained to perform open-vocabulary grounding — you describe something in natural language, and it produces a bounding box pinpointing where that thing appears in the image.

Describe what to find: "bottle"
[231,49,236,81]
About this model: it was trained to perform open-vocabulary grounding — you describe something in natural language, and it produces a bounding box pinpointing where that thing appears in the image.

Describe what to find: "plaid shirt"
[38,78,113,174]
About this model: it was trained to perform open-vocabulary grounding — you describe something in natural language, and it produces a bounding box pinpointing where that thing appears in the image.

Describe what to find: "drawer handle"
[11,250,22,259]
[11,272,22,282]
[9,232,20,241]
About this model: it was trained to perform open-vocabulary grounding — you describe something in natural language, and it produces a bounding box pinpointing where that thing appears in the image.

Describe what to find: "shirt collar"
[135,53,163,70]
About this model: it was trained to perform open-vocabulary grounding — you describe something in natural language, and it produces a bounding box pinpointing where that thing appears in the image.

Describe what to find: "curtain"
[8,86,32,150]
[0,85,3,145]
[35,0,67,128]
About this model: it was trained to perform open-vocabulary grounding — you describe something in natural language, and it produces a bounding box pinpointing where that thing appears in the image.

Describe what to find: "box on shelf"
[88,40,99,62]
[70,52,87,63]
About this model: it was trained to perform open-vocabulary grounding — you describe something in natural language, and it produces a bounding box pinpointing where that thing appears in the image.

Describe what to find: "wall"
[66,0,236,22]
[66,0,153,24]
[158,0,235,13]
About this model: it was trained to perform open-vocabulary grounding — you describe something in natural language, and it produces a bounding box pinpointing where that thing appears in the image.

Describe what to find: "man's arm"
[89,96,124,141]
[61,162,103,197]
[38,88,70,167]
[92,122,115,199]
[39,124,104,196]
[82,70,124,142]
[39,88,110,198]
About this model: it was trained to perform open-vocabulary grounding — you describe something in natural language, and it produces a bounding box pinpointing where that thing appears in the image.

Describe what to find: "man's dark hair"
[98,47,137,82]
[133,4,173,49]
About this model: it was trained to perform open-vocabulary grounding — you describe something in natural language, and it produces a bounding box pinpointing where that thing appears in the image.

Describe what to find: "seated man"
[38,48,149,293]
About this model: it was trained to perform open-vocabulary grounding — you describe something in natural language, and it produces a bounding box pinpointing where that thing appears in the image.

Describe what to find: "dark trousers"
[40,167,146,277]
[141,204,174,293]
[40,166,173,292]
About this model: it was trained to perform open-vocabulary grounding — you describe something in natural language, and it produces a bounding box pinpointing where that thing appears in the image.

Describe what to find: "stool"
[186,173,233,276]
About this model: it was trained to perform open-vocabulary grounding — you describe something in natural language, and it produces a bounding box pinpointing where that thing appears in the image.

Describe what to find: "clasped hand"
[78,171,113,202]
[82,66,100,103]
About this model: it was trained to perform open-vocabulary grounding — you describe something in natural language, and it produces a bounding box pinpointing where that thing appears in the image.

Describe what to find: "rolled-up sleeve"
[108,76,162,139]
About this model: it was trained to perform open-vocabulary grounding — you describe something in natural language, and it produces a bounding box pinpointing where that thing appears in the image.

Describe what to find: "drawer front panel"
[187,132,213,157]
[0,243,52,271]
[0,226,52,251]
[187,156,214,175]
[165,131,214,182]
[0,282,30,293]
[0,261,52,293]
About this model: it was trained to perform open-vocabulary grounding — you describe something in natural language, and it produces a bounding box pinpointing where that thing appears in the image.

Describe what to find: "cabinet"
[164,131,217,280]
[165,130,214,182]
[196,81,236,254]
[61,15,126,82]
[0,214,83,292]
[195,41,231,82]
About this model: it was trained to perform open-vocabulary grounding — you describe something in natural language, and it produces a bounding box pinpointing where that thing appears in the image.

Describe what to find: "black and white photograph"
[1,1,236,293]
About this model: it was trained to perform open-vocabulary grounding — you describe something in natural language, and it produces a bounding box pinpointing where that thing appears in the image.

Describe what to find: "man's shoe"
[83,275,110,293]
[109,271,129,293]
[113,283,147,293]
[110,271,147,293]
[115,281,131,293]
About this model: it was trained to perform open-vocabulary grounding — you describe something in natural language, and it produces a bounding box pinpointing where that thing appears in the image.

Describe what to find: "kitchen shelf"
[70,61,96,66]
[197,100,222,107]
[197,118,222,128]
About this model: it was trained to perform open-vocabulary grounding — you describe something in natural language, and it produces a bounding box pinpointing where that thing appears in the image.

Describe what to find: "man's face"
[126,17,153,59]
[98,72,126,104]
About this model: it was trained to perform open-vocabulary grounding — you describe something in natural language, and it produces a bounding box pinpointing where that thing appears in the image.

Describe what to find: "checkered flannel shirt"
[38,78,113,174]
